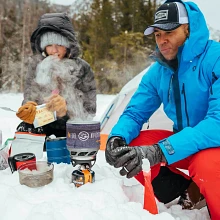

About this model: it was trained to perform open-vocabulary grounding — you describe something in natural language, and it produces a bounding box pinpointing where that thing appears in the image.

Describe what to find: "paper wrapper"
[33,104,57,128]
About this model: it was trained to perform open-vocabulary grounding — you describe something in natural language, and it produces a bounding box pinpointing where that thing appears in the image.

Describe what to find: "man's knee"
[189,148,220,182]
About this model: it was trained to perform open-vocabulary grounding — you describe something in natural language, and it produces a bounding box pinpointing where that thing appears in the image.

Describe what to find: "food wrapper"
[33,104,57,128]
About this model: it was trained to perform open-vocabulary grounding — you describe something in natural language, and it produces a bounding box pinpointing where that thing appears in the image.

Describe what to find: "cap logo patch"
[155,10,168,23]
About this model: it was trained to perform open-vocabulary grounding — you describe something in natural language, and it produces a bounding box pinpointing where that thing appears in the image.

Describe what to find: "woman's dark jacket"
[22,13,96,135]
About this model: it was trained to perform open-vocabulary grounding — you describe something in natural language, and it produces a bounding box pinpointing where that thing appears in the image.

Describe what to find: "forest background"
[0,0,158,94]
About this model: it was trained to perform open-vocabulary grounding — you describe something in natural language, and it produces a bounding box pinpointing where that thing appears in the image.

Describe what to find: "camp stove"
[71,163,95,187]
[66,120,100,187]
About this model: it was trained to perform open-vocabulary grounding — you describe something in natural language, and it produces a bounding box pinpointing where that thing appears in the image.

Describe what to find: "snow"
[142,159,151,173]
[0,93,210,220]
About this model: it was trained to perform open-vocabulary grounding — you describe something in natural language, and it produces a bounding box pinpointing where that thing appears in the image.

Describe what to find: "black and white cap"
[144,2,188,35]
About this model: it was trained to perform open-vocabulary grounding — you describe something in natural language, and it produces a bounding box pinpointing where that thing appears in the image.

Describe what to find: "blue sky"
[50,0,74,5]
[50,0,220,30]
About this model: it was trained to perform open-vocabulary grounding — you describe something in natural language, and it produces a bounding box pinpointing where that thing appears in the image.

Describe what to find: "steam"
[35,56,58,85]
[33,56,92,121]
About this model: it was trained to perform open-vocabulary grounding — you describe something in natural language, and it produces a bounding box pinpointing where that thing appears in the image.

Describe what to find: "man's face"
[154,24,189,60]
[45,44,67,59]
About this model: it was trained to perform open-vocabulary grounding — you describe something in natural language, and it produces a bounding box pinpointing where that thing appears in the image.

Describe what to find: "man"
[105,1,220,219]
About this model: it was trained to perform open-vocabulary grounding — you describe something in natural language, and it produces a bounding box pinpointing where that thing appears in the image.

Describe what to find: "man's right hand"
[105,136,130,166]
[16,101,37,124]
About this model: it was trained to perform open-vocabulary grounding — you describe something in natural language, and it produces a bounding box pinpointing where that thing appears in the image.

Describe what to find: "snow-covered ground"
[0,93,210,220]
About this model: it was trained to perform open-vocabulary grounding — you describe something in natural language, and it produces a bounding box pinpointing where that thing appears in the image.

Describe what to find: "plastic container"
[18,161,54,188]
[46,137,71,164]
[10,132,45,160]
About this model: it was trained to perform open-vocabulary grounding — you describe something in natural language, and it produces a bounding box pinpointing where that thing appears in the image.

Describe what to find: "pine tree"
[79,0,116,68]
[0,0,56,92]
[0,0,159,93]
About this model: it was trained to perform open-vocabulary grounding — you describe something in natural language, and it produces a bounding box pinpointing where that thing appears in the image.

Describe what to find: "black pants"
[152,166,191,204]
[16,121,66,137]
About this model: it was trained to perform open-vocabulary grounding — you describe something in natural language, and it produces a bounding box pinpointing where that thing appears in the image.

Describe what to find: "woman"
[16,12,96,138]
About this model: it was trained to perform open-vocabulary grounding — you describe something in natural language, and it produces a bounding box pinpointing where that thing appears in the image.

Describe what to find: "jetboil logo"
[78,131,89,141]
[155,10,168,23]
[67,131,100,141]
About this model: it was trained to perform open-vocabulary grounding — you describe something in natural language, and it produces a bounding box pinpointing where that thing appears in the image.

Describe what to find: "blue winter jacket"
[109,0,220,165]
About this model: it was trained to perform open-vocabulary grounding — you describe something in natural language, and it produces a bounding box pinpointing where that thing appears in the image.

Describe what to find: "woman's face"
[45,44,67,59]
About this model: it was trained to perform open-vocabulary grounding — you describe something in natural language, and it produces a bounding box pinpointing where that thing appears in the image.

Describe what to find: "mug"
[46,137,71,164]
[8,153,36,173]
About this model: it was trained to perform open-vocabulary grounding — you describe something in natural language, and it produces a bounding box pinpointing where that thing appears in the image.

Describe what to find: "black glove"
[105,136,131,166]
[114,144,167,178]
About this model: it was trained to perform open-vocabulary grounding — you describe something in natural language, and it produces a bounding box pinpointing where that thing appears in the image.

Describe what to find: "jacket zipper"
[168,74,174,102]
[181,83,190,126]
[210,72,218,95]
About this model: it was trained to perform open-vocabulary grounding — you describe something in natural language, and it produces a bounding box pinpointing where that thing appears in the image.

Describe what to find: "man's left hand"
[113,144,166,178]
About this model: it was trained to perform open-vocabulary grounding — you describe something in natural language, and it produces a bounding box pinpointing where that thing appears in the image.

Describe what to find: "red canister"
[8,153,36,173]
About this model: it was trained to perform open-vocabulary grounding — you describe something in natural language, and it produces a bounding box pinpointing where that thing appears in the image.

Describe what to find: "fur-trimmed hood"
[30,13,80,58]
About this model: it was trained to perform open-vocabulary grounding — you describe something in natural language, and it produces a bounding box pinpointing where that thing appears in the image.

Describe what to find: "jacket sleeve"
[109,64,162,143]
[159,58,220,164]
[22,56,42,105]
